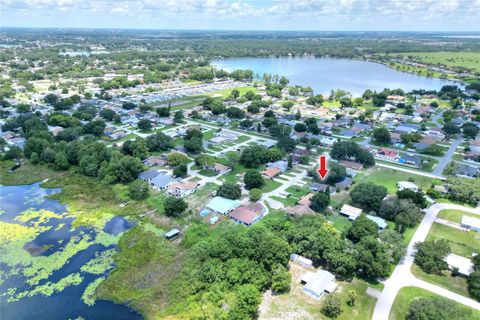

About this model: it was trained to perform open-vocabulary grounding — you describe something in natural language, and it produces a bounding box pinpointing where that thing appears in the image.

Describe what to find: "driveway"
[372,203,480,320]
[432,135,462,177]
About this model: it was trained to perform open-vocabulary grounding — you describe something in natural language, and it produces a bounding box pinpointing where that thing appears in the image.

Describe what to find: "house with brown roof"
[229,203,266,226]
[263,167,281,179]
[375,148,399,161]
[167,181,199,197]
[213,163,231,174]
[144,155,167,167]
[339,160,363,171]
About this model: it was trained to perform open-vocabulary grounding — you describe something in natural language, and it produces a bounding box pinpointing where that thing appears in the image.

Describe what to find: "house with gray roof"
[455,165,479,178]
[150,172,174,190]
[139,169,160,182]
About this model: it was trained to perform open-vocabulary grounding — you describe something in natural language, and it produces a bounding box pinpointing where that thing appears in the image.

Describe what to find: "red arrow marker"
[317,155,329,180]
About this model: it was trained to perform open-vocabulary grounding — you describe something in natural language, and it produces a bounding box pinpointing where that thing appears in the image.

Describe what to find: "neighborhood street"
[372,203,480,320]
[432,136,462,176]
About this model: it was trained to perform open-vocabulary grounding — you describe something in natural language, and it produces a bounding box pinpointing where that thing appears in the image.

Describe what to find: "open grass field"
[411,264,470,298]
[398,52,480,73]
[355,167,434,194]
[438,209,480,224]
[389,286,480,320]
[259,262,377,320]
[426,222,480,258]
[0,160,62,186]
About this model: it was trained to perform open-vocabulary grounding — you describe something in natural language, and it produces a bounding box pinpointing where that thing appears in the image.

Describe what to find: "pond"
[0,183,142,320]
[211,56,462,96]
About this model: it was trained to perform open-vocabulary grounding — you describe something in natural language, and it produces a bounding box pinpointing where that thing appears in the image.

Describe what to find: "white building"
[339,204,363,220]
[397,181,419,192]
[461,216,480,232]
[445,253,474,276]
[301,270,337,300]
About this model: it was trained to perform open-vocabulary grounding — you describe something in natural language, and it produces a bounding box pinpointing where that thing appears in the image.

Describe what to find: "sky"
[1,0,480,32]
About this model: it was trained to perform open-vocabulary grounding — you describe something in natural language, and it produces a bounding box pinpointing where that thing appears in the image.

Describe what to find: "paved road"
[376,162,446,180]
[432,136,462,176]
[372,203,480,320]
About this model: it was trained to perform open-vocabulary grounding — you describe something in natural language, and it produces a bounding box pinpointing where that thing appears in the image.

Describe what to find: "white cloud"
[1,0,479,30]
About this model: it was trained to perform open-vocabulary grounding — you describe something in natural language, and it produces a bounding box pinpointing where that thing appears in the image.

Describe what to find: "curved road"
[372,203,480,320]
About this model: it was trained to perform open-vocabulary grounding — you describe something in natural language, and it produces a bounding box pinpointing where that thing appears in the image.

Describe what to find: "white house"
[445,253,474,276]
[461,216,480,232]
[301,270,337,300]
[397,181,419,192]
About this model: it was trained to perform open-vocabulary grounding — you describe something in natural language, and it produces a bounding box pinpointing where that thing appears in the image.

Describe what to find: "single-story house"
[397,181,419,192]
[263,167,281,179]
[338,129,356,139]
[445,253,474,276]
[310,183,336,194]
[139,169,160,182]
[335,177,352,190]
[6,137,26,149]
[143,155,167,167]
[213,163,231,174]
[455,165,479,178]
[151,172,174,190]
[290,253,313,268]
[268,160,289,172]
[375,148,400,161]
[339,204,363,220]
[229,203,265,226]
[167,181,198,197]
[461,216,480,232]
[205,196,241,215]
[395,125,418,134]
[320,136,336,146]
[339,160,363,171]
[301,269,337,300]
[258,140,276,148]
[110,130,128,140]
[400,154,422,167]
[366,214,388,230]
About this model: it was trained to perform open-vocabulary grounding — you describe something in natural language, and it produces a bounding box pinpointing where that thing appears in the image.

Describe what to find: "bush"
[249,188,262,201]
[321,295,342,318]
[244,170,264,190]
[128,180,149,200]
[164,196,188,217]
[217,182,241,200]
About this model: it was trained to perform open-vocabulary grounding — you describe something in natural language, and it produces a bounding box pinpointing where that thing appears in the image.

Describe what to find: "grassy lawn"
[359,167,434,194]
[398,52,480,73]
[198,169,218,177]
[270,195,298,207]
[411,264,470,297]
[236,135,251,143]
[426,223,480,258]
[260,262,376,320]
[328,214,352,233]
[438,209,479,224]
[285,185,311,199]
[0,160,62,186]
[184,182,218,212]
[389,286,480,320]
[262,179,282,193]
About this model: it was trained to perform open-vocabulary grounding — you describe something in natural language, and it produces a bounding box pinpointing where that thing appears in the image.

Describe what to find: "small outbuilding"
[339,204,363,220]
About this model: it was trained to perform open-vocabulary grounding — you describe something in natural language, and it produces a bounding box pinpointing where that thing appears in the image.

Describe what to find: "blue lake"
[212,56,462,96]
[0,183,142,320]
